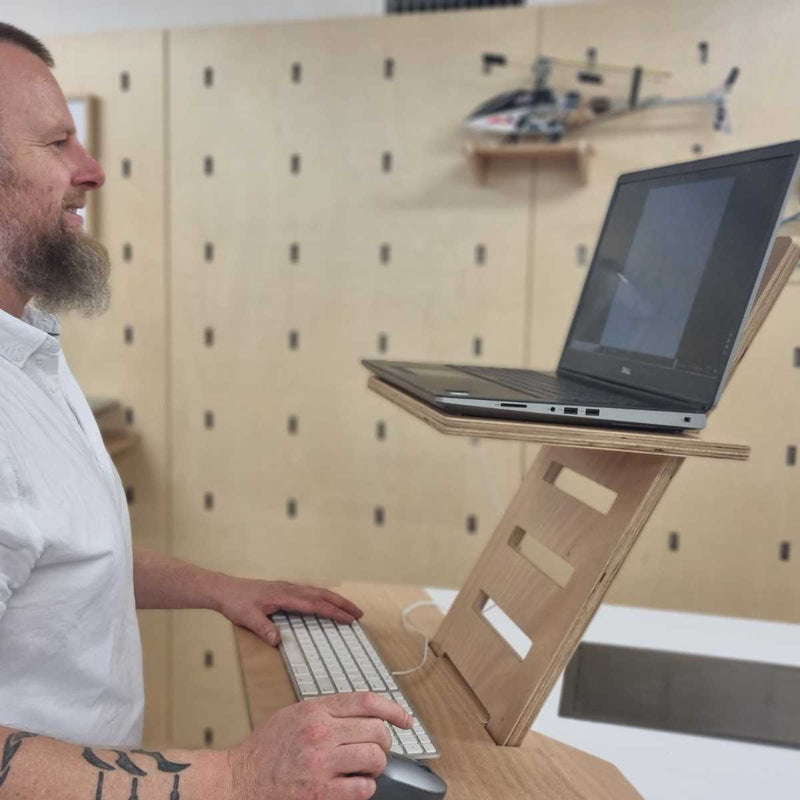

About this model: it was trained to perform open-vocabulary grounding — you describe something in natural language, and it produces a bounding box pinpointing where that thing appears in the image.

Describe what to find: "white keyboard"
[272,612,440,759]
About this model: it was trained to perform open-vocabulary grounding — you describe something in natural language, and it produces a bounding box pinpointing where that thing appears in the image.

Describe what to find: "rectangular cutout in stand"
[509,526,574,589]
[473,591,531,660]
[560,643,800,749]
[544,462,617,515]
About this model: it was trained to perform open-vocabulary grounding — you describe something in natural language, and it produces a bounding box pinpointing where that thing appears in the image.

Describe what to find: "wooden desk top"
[234,582,641,799]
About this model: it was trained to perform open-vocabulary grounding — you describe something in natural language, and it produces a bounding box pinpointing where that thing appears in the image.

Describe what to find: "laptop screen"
[560,141,800,407]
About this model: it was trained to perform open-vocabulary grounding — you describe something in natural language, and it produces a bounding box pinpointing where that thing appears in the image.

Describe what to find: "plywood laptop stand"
[367,235,799,748]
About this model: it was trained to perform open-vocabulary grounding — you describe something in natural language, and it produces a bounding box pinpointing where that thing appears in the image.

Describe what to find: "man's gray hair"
[0,22,54,67]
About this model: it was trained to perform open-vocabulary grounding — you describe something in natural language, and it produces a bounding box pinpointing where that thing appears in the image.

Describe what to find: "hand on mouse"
[226,692,412,800]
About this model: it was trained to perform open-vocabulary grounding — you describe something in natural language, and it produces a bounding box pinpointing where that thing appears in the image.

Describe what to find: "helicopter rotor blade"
[543,55,672,79]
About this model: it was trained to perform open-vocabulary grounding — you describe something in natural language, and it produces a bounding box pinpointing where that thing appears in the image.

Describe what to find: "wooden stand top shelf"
[463,139,595,185]
[368,375,749,460]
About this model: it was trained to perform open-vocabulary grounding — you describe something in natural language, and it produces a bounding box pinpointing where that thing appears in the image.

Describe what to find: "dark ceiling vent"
[388,0,524,13]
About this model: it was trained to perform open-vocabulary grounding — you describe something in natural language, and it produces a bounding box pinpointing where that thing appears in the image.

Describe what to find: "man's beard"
[0,186,111,318]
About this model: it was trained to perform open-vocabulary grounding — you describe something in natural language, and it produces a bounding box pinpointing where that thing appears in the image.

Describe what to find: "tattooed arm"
[0,726,231,799]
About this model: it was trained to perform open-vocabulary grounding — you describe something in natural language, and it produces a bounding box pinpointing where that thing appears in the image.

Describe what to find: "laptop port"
[585,409,600,416]
[564,407,578,415]
[500,403,527,408]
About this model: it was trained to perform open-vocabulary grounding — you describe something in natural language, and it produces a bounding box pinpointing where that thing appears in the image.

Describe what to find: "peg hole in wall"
[203,728,214,746]
[121,158,132,178]
[120,71,130,91]
[204,242,214,263]
[577,244,588,266]
[692,144,704,156]
[466,514,478,534]
[289,330,300,351]
[384,58,395,79]
[382,152,393,173]
[473,337,483,356]
[668,531,680,551]
[794,347,800,368]
[204,651,214,668]
[779,541,791,561]
[374,506,385,526]
[204,66,214,87]
[204,327,215,347]
[292,62,302,83]
[124,326,134,345]
[291,154,301,174]
[290,243,300,263]
[204,156,214,176]
[288,415,298,435]
[380,243,391,264]
[376,420,386,440]
[698,41,709,64]
[475,244,486,266]
[378,333,389,354]
[470,437,480,447]
[125,487,135,504]
[586,47,598,69]
[287,499,298,518]
[125,407,134,426]
[204,411,215,430]
[204,492,214,511]
[123,243,133,262]
[787,445,797,466]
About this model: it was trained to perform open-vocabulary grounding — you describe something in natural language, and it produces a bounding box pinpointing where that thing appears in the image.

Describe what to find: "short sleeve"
[0,452,44,618]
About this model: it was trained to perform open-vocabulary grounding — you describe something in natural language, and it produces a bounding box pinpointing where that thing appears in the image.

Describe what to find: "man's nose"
[74,145,105,191]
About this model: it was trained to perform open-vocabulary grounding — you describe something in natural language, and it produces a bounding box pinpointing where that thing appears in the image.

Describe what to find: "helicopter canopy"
[468,90,534,119]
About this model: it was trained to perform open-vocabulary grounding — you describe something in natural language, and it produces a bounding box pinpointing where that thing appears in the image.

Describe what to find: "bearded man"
[0,22,407,800]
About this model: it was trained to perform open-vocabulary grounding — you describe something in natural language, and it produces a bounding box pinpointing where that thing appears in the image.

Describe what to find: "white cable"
[391,600,439,676]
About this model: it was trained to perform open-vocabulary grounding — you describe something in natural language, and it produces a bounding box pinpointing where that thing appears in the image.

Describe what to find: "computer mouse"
[372,753,448,799]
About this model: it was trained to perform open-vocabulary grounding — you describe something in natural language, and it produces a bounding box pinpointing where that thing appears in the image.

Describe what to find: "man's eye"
[51,140,67,148]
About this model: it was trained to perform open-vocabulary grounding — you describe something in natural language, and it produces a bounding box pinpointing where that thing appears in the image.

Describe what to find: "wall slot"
[292,62,302,83]
[698,41,709,64]
[123,243,133,262]
[290,243,300,263]
[204,156,214,176]
[204,651,214,668]
[374,506,385,526]
[288,415,298,435]
[380,243,391,264]
[787,445,797,466]
[669,531,680,551]
[125,487,135,504]
[466,514,478,534]
[384,58,395,79]
[378,333,389,353]
[204,492,214,511]
[693,143,704,155]
[121,158,131,178]
[120,71,130,91]
[473,591,531,660]
[475,244,486,265]
[795,347,800,368]
[473,337,483,356]
[576,244,588,266]
[204,411,215,430]
[376,421,386,440]
[291,154,301,174]
[509,525,574,589]
[204,327,215,347]
[287,499,297,518]
[382,152,393,173]
[543,462,617,515]
[289,330,300,350]
[204,242,214,263]
[125,407,134,426]
[780,541,791,561]
[204,67,214,87]
[124,326,134,345]
[203,729,214,746]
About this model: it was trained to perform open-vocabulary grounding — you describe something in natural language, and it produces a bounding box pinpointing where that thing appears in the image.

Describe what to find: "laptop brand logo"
[621,366,632,375]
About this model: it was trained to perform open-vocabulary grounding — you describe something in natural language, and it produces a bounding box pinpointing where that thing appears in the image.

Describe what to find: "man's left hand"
[215,578,363,646]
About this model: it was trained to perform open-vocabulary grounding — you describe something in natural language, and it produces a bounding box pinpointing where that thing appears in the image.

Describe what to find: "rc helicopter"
[466,53,740,142]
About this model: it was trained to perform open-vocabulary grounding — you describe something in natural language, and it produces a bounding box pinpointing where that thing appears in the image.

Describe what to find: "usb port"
[585,409,600,416]
[564,407,578,415]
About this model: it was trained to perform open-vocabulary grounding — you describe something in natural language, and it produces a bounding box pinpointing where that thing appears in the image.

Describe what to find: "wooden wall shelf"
[463,140,595,185]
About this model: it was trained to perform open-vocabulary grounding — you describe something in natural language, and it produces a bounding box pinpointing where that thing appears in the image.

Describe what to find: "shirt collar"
[0,305,61,368]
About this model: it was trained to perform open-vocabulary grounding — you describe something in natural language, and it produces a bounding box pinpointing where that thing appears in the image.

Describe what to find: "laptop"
[364,140,800,431]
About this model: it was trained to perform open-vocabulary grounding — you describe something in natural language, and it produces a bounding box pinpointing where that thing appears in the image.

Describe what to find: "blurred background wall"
[7,0,798,748]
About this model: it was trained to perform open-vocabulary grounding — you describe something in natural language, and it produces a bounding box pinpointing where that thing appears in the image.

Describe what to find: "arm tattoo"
[81,747,191,799]
[0,730,39,787]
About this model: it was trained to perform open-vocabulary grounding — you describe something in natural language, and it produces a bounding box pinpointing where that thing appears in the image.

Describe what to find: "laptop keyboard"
[454,366,656,408]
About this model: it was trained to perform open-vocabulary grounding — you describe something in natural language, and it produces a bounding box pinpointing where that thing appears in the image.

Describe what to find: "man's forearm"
[132,548,232,612]
[0,725,231,799]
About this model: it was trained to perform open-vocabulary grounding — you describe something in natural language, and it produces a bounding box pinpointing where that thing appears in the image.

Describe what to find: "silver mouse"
[372,753,448,799]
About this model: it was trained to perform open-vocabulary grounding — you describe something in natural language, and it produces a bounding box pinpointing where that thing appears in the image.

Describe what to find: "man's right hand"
[227,692,412,800]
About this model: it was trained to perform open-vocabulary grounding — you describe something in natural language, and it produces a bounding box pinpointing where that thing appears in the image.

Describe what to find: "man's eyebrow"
[41,123,77,139]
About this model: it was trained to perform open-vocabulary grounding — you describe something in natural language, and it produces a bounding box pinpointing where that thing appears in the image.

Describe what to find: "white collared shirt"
[0,305,144,747]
